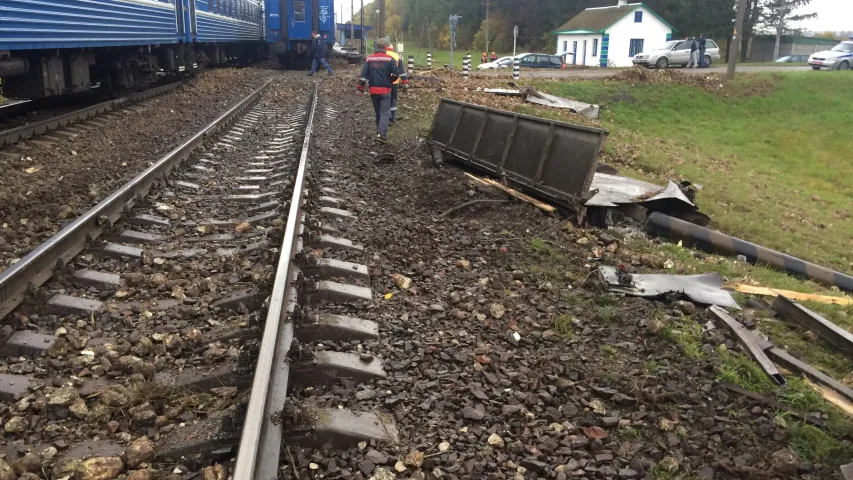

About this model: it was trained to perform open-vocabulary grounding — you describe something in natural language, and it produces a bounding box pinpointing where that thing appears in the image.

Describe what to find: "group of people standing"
[306,31,407,144]
[686,33,708,68]
[481,52,498,64]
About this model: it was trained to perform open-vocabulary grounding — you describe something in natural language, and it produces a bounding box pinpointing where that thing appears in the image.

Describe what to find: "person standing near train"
[307,30,333,76]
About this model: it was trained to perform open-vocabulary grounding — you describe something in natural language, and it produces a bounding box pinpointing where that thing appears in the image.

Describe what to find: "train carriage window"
[294,1,306,22]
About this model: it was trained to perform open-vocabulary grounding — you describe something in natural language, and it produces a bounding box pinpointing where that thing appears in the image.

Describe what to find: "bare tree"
[762,0,817,60]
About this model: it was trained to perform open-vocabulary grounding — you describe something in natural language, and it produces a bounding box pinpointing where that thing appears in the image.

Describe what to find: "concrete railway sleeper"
[0,77,393,478]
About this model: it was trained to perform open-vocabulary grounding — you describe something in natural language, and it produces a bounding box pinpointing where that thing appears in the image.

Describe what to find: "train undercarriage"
[0,43,264,100]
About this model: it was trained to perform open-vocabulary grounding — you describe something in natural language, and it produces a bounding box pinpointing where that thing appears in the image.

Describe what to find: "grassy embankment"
[397,70,853,464]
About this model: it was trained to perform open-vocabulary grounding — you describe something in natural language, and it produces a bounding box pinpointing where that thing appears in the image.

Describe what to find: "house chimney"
[618,0,627,5]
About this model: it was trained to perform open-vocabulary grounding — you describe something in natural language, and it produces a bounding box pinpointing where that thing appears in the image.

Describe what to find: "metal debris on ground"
[429,98,607,212]
[718,382,822,426]
[521,86,600,119]
[766,347,853,404]
[586,174,708,226]
[475,88,523,97]
[476,86,600,119]
[771,295,853,355]
[726,283,853,306]
[597,266,738,308]
[708,306,786,385]
[646,212,853,292]
[373,153,395,164]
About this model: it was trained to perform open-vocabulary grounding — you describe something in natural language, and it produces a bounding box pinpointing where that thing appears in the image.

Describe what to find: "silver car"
[808,40,853,70]
[632,39,721,69]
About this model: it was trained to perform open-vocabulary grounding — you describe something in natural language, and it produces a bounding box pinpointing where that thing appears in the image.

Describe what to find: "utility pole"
[449,14,462,69]
[378,0,385,40]
[360,0,365,54]
[482,0,492,53]
[350,0,355,47]
[728,0,748,79]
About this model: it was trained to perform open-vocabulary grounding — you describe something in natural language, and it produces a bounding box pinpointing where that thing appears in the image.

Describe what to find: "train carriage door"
[188,0,197,40]
[312,0,319,34]
[175,0,185,38]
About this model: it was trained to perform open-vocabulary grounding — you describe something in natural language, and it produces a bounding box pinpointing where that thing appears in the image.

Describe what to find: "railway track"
[0,82,185,148]
[0,77,394,477]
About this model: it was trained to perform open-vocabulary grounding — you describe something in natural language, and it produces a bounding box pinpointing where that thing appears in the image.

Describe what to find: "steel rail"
[0,79,274,321]
[232,82,319,480]
[0,81,185,147]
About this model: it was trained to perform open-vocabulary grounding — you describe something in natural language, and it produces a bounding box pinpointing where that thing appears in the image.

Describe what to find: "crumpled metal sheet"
[598,266,738,308]
[586,173,665,207]
[522,87,600,119]
[586,174,709,226]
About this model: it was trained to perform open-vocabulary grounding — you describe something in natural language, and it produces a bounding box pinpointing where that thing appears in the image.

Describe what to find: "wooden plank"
[726,283,853,306]
[804,378,853,417]
[464,172,556,213]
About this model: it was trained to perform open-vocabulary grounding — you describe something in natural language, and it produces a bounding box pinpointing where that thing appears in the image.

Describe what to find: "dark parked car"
[775,54,808,63]
[518,53,564,69]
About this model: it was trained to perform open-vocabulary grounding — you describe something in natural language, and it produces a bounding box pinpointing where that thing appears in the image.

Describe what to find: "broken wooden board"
[464,172,556,213]
[726,283,853,306]
[804,378,853,417]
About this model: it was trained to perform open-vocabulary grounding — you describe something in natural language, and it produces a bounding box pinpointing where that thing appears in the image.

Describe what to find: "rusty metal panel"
[428,98,608,208]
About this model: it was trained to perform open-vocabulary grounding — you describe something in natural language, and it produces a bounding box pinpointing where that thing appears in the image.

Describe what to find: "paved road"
[479,65,811,79]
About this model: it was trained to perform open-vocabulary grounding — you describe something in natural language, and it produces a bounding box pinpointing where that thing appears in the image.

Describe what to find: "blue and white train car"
[265,0,334,67]
[0,0,264,99]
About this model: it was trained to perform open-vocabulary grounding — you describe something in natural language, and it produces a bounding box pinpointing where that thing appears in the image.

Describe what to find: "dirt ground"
[277,74,838,479]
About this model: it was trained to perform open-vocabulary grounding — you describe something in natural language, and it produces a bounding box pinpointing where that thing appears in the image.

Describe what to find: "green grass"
[550,73,853,380]
[716,347,853,466]
[658,315,705,360]
[553,314,576,339]
[538,73,853,274]
[784,419,853,465]
[739,61,809,67]
[716,345,778,394]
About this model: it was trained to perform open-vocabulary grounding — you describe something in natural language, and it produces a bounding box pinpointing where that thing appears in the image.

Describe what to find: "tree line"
[349,0,818,61]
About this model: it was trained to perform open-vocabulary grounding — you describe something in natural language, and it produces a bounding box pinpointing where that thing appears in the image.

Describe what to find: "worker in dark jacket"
[307,30,333,76]
[698,34,707,67]
[358,39,403,143]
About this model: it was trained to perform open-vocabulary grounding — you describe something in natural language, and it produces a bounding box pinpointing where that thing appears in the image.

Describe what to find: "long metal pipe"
[645,212,853,292]
[0,58,29,78]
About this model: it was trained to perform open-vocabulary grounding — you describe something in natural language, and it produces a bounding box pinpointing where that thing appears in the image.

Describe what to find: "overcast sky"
[332,0,853,35]
[795,0,853,33]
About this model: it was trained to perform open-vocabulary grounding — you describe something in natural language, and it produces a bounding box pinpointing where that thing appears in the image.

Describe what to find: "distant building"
[337,23,373,48]
[749,35,839,62]
[553,1,676,67]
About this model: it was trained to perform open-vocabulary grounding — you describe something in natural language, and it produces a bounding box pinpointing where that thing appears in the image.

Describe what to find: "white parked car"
[632,39,721,68]
[477,56,515,70]
[809,40,853,70]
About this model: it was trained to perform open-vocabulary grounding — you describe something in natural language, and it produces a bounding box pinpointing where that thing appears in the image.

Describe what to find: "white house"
[553,1,676,67]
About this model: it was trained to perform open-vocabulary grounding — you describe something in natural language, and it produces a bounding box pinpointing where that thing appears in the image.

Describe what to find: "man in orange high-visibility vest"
[385,44,407,125]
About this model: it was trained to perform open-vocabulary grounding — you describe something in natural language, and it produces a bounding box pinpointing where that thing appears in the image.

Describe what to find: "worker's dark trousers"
[390,85,399,121]
[371,93,391,136]
[699,48,706,67]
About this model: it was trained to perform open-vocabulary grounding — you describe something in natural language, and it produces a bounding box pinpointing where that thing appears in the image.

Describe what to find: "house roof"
[553,3,676,35]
